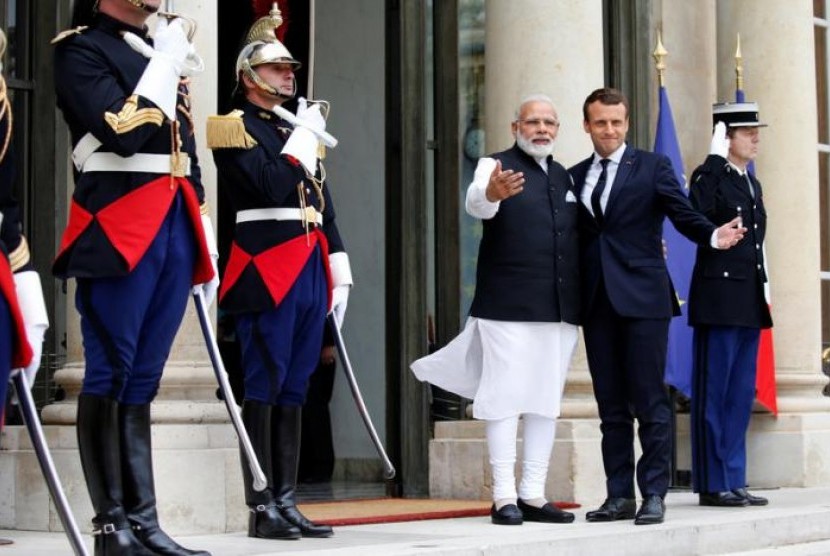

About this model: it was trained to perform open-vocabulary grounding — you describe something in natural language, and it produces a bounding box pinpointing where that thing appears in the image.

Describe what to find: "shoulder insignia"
[206,110,258,149]
[51,26,89,45]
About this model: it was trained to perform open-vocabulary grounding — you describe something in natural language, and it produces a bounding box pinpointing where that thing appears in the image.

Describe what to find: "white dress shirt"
[579,143,627,217]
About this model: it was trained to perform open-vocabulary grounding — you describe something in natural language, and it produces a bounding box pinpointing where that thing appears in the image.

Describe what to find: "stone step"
[2,487,830,555]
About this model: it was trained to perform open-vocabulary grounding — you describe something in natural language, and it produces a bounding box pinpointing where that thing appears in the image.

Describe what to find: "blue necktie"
[591,158,610,225]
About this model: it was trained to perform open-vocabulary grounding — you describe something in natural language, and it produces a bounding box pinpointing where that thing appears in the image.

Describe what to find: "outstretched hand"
[715,216,747,249]
[485,160,525,202]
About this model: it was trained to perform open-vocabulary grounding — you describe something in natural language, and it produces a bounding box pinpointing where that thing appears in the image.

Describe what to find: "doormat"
[298,498,581,526]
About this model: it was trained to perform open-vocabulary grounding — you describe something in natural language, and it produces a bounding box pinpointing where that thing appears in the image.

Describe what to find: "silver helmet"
[235,3,301,98]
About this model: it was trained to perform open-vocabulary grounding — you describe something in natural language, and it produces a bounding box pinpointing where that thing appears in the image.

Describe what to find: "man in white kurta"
[412,95,580,526]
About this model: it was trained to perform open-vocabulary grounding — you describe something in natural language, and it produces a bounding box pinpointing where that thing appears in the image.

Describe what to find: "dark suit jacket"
[687,155,772,329]
[569,146,716,320]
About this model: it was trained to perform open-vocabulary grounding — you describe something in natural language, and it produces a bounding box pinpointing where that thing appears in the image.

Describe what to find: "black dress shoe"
[585,497,636,522]
[516,499,575,524]
[490,503,523,525]
[731,488,769,506]
[699,491,749,507]
[634,495,665,525]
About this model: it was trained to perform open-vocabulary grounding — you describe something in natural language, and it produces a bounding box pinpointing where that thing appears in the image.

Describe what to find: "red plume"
[250,0,290,42]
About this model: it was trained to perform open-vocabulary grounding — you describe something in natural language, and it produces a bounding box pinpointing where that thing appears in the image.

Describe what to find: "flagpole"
[653,31,667,88]
[653,30,683,489]
[735,33,744,93]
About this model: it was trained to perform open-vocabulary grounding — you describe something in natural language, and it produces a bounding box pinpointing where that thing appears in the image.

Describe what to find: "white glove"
[195,214,220,308]
[13,271,48,389]
[330,285,349,328]
[709,121,730,159]
[123,25,204,77]
[281,98,325,175]
[328,252,353,329]
[131,18,192,120]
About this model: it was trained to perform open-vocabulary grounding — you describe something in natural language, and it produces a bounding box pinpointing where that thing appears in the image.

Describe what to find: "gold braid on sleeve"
[104,95,165,134]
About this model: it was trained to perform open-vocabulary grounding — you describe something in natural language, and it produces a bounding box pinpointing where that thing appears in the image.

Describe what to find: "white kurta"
[411,317,578,420]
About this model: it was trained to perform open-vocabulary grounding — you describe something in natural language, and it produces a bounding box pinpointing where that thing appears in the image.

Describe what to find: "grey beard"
[516,134,555,159]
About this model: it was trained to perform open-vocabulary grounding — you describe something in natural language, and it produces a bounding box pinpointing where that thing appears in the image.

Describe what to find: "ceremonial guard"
[208,4,351,541]
[688,103,773,508]
[52,0,216,554]
[0,26,48,431]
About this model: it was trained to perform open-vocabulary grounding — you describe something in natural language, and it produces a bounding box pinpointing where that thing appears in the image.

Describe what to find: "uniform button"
[723,271,729,277]
[756,243,760,249]
[754,224,758,229]
[757,264,762,270]
[753,205,757,210]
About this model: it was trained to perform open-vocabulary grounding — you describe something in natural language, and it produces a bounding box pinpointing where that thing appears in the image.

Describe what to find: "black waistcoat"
[469,145,580,324]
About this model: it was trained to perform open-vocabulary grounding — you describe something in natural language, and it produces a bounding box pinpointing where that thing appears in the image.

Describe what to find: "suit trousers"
[583,280,672,498]
[691,325,760,493]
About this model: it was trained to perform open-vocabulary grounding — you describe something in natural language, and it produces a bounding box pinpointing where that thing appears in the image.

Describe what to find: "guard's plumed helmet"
[235,3,301,98]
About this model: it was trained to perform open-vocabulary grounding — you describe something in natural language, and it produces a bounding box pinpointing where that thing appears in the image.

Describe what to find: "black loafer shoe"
[699,491,749,507]
[731,488,769,506]
[517,499,575,523]
[585,497,636,522]
[490,503,523,525]
[634,495,665,525]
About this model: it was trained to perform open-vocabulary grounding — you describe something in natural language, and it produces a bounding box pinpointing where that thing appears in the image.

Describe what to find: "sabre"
[192,289,268,491]
[10,371,89,556]
[327,314,395,479]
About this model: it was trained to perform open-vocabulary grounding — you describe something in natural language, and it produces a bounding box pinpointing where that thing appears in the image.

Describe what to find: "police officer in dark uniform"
[53,1,216,554]
[688,102,773,508]
[0,26,48,432]
[207,4,350,542]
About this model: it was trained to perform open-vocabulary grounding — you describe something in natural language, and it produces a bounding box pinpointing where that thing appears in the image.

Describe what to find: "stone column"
[0,0,247,535]
[704,0,830,487]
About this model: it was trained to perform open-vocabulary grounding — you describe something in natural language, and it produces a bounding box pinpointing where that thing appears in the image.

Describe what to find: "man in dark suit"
[569,88,745,525]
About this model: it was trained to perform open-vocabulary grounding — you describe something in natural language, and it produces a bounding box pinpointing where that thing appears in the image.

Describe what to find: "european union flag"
[655,86,695,397]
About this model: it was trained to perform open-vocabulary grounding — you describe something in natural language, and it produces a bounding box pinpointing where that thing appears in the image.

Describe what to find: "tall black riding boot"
[120,403,212,556]
[272,405,334,538]
[242,401,301,540]
[77,394,155,556]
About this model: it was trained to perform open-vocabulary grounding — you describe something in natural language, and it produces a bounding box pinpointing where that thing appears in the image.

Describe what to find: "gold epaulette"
[8,236,30,272]
[51,26,89,45]
[206,110,258,150]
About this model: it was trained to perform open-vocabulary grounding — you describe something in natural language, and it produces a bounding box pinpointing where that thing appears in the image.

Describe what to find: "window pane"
[817,23,828,144]
[458,0,484,321]
[816,0,826,20]
[821,152,830,271]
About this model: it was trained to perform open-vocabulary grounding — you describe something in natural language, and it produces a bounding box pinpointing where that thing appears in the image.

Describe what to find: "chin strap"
[125,0,159,13]
[242,62,295,102]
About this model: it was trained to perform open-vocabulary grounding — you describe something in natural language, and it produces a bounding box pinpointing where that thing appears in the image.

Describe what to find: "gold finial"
[735,33,744,92]
[653,31,668,88]
[246,2,284,45]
